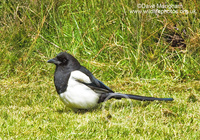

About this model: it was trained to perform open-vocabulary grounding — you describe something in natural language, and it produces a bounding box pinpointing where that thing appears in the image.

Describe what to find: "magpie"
[48,52,173,110]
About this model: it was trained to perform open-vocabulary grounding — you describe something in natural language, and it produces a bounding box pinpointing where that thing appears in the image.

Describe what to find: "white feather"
[59,70,100,109]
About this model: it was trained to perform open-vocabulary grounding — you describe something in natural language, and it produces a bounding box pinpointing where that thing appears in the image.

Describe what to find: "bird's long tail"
[99,93,174,102]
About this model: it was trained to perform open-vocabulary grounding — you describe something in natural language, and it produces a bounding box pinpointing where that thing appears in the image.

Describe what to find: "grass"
[0,0,200,139]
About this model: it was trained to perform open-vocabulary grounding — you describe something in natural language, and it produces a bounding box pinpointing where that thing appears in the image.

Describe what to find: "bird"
[47,52,174,110]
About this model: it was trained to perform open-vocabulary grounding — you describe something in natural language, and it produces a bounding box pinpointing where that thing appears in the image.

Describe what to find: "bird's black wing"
[78,66,114,94]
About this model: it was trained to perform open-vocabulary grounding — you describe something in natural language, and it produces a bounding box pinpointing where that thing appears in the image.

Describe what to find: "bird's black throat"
[54,66,71,94]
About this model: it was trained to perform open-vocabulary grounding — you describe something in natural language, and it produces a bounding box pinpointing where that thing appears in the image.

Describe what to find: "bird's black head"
[47,52,68,65]
[47,52,81,69]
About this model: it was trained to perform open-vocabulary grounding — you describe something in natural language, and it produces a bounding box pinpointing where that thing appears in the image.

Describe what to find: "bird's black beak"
[47,58,61,65]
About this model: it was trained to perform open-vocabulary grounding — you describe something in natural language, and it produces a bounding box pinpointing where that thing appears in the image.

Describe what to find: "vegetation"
[0,0,200,139]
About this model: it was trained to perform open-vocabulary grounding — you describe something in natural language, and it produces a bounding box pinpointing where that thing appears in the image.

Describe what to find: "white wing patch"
[59,70,100,109]
[70,70,91,84]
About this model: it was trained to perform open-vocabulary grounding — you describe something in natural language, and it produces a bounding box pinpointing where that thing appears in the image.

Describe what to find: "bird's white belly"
[59,71,100,109]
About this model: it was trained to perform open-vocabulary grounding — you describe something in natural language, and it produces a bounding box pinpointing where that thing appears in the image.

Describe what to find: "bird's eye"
[63,59,67,63]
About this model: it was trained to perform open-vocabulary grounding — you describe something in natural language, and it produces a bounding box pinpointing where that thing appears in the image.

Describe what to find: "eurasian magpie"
[48,52,173,110]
